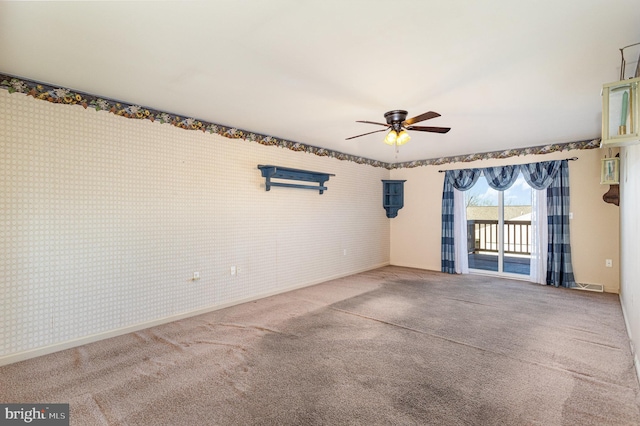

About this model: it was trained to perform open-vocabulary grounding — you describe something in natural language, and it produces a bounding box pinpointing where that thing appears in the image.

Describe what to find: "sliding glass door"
[465,174,532,276]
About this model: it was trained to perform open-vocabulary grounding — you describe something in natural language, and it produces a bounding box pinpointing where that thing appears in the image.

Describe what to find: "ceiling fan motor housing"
[384,110,408,125]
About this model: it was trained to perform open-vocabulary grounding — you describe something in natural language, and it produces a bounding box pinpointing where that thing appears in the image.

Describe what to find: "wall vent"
[572,283,604,292]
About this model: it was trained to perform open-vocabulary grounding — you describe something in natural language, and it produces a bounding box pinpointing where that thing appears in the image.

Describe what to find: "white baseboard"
[0,262,389,367]
[619,294,640,386]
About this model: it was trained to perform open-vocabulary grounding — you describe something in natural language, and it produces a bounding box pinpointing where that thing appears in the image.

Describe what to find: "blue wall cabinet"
[382,180,406,218]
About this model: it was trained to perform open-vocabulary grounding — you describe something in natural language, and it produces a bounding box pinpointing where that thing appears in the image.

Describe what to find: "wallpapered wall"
[0,89,390,364]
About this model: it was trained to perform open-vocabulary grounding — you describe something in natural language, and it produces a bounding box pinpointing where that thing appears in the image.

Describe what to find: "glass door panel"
[465,174,532,276]
[465,177,499,272]
[502,176,532,275]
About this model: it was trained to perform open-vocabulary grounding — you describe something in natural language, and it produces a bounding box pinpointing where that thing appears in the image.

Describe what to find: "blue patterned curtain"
[520,161,562,190]
[546,160,575,288]
[441,169,481,273]
[520,160,562,285]
[482,165,521,190]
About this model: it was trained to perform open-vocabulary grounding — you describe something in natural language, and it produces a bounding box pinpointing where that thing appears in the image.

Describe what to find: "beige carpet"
[1,266,639,425]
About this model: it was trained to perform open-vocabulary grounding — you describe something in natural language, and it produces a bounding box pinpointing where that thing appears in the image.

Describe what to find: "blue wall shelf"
[258,165,335,195]
[382,179,406,218]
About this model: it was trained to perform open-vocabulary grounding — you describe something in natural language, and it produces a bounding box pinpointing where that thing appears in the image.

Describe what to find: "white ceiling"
[1,1,640,163]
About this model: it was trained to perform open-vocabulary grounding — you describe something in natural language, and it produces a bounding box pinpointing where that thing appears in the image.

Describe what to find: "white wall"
[0,90,390,365]
[389,148,621,293]
[620,144,640,383]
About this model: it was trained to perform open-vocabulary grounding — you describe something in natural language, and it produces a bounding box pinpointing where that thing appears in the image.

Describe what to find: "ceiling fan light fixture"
[396,130,411,145]
[346,109,450,145]
[384,130,398,145]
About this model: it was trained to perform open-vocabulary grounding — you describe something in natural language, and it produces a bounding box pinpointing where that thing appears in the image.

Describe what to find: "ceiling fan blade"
[356,120,389,127]
[406,125,451,134]
[403,111,441,126]
[345,128,389,140]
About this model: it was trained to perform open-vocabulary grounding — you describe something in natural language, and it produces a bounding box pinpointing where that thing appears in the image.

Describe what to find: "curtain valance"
[483,165,520,190]
[444,168,481,190]
[444,160,563,192]
[520,161,562,190]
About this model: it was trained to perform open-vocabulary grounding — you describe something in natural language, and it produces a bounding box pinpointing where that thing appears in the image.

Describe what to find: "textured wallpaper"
[0,90,390,362]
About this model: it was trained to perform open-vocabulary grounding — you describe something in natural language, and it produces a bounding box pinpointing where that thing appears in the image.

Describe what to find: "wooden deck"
[468,253,530,275]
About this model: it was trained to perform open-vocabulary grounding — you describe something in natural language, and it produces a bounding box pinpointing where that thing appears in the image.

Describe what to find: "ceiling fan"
[346,110,450,146]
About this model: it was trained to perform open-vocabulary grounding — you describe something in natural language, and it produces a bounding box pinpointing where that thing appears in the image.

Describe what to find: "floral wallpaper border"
[389,138,601,169]
[1,73,600,169]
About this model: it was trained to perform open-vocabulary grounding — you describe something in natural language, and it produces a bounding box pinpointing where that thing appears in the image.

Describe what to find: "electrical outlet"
[193,272,200,280]
[231,266,236,276]
[605,259,612,268]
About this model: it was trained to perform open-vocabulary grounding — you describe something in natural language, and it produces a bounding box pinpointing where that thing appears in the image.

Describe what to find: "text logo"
[1,404,68,426]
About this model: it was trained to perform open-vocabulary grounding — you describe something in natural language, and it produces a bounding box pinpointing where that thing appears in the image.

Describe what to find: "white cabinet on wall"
[602,77,640,148]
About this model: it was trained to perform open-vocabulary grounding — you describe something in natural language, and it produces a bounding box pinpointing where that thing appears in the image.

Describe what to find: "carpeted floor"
[1,266,639,425]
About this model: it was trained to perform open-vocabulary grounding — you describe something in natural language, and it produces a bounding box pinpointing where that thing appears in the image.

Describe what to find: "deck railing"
[467,220,531,255]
